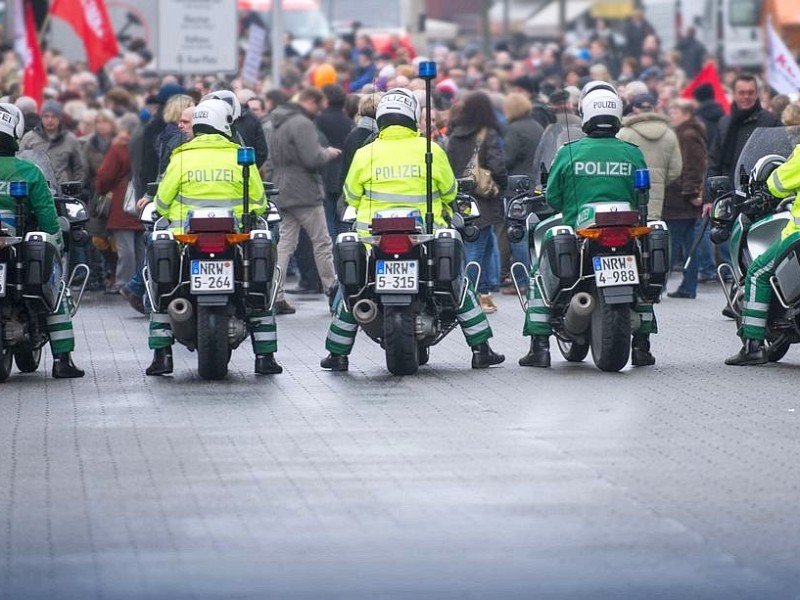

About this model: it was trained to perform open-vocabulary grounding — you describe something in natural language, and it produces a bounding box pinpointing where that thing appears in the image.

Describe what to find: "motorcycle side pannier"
[247,236,276,296]
[147,236,180,300]
[334,235,367,289]
[539,230,579,299]
[433,233,463,287]
[646,224,670,286]
[21,237,60,310]
[775,247,800,304]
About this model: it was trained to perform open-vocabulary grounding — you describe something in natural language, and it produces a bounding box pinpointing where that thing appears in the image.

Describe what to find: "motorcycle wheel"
[384,305,418,376]
[766,335,790,363]
[0,325,12,382]
[557,337,590,362]
[14,346,42,373]
[196,305,230,381]
[418,343,430,366]
[590,291,631,373]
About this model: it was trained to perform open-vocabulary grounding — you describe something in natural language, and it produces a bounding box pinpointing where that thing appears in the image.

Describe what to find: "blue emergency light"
[418,61,437,80]
[634,168,651,191]
[237,147,256,167]
[9,181,28,198]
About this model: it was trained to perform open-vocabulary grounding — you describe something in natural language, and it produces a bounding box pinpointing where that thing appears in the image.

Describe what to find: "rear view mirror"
[59,198,88,224]
[507,175,531,194]
[456,178,476,194]
[146,182,159,197]
[59,181,81,197]
[708,176,732,199]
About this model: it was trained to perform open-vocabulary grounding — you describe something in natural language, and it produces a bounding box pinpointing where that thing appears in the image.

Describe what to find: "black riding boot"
[255,353,283,374]
[519,336,551,367]
[631,334,655,366]
[320,353,348,371]
[52,353,85,378]
[146,348,173,376]
[725,339,767,366]
[471,342,505,369]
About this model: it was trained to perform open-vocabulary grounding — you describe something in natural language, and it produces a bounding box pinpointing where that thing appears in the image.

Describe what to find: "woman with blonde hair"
[156,94,195,174]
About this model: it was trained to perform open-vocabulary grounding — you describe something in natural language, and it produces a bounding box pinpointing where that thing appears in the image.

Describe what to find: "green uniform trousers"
[325,282,493,356]
[46,297,76,354]
[739,231,800,341]
[148,309,278,354]
[522,261,657,337]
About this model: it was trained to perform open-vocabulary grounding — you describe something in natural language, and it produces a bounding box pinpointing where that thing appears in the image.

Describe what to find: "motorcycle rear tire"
[14,346,42,373]
[766,334,790,363]
[0,322,12,382]
[384,305,418,376]
[557,337,590,362]
[590,291,631,373]
[197,305,230,381]
[418,343,430,366]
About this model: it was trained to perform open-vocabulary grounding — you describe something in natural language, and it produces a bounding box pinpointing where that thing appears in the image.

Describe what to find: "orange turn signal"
[629,226,652,238]
[575,228,601,239]
[225,233,251,244]
[174,234,198,245]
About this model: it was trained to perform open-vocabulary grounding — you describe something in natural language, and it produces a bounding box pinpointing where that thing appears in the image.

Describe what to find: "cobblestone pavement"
[1,276,799,600]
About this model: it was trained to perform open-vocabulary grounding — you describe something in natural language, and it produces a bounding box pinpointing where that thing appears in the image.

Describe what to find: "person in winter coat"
[662,99,708,299]
[18,99,85,185]
[692,83,724,147]
[617,93,682,220]
[155,94,195,175]
[95,114,145,294]
[265,87,340,314]
[500,92,543,293]
[447,91,508,314]
[82,109,118,291]
[339,93,382,197]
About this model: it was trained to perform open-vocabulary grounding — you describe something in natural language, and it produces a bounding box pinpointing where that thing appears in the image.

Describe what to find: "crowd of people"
[0,8,798,374]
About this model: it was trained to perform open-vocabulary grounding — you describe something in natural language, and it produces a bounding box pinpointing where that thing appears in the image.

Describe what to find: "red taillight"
[195,233,228,253]
[379,234,414,254]
[598,227,631,248]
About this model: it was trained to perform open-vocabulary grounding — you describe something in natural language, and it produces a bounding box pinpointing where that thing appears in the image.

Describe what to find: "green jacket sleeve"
[545,147,566,213]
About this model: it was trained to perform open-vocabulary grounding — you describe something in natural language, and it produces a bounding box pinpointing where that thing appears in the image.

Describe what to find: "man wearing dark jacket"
[693,83,725,147]
[316,84,353,240]
[139,83,184,194]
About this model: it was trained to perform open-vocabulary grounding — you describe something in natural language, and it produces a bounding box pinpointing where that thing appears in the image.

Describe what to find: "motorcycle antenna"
[419,61,437,236]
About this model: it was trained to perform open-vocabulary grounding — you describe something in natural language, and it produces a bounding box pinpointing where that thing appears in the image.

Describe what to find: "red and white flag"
[49,0,119,72]
[680,61,730,114]
[766,16,800,96]
[14,0,47,106]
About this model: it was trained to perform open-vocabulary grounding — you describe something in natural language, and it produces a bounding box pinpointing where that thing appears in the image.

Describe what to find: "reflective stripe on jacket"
[155,133,266,232]
[343,125,457,235]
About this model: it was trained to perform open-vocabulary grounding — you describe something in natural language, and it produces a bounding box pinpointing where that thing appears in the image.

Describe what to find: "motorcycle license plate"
[375,260,418,292]
[0,263,5,297]
[593,255,639,287]
[190,260,234,293]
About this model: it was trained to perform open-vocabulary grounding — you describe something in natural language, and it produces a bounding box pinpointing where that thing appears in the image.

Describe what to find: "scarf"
[357,116,378,134]
[719,102,760,174]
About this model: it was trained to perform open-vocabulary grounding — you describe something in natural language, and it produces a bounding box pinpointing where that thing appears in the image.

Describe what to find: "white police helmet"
[0,103,25,142]
[192,99,234,138]
[580,87,623,133]
[376,88,420,126]
[578,81,618,115]
[202,90,242,122]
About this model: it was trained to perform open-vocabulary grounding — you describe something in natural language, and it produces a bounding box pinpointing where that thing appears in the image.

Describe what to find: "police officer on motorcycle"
[519,83,653,368]
[725,150,800,365]
[320,88,505,371]
[0,104,84,378]
[146,97,282,376]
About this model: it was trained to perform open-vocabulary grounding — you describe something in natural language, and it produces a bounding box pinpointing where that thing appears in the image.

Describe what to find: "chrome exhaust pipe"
[167,298,195,345]
[563,292,594,335]
[352,298,378,324]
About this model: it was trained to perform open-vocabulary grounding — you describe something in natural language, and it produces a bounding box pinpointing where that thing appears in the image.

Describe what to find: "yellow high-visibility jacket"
[343,125,457,235]
[155,133,266,232]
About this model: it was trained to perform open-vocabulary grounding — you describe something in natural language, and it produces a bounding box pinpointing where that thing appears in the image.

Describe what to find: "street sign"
[157,0,237,74]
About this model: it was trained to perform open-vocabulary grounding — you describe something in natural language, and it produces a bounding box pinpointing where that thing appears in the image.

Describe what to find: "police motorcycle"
[334,178,481,376]
[506,128,669,371]
[710,126,800,361]
[0,180,90,381]
[142,148,282,380]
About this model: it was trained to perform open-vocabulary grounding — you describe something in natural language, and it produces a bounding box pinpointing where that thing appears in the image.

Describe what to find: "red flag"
[49,0,119,72]
[14,0,46,106]
[681,62,730,115]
